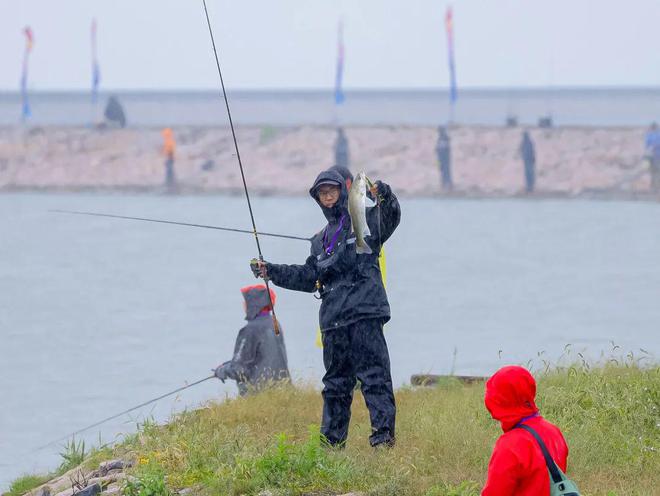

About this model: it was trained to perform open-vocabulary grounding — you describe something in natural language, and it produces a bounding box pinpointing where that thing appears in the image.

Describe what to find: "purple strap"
[323,215,345,255]
[515,412,540,427]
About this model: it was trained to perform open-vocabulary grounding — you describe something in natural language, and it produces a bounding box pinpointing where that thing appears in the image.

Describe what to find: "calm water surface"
[1,193,658,488]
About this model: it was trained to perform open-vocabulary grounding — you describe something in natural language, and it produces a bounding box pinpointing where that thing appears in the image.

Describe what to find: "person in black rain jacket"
[251,168,400,447]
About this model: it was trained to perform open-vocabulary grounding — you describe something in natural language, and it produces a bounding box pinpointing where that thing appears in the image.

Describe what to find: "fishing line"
[51,209,311,242]
[32,375,215,453]
[201,0,280,334]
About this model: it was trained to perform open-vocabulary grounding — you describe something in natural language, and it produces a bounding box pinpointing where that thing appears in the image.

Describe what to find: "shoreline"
[2,184,660,203]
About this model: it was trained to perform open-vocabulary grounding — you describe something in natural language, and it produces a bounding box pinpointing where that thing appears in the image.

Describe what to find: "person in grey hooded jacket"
[214,285,290,396]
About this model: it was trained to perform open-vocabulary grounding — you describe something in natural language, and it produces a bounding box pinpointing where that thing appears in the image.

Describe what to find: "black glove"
[214,363,229,382]
[374,180,391,197]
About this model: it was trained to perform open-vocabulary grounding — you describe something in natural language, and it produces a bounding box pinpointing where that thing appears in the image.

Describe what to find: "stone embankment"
[25,459,133,496]
[0,125,656,198]
[22,457,363,496]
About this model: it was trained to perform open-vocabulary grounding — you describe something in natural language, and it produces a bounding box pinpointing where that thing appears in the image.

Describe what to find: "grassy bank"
[9,363,659,496]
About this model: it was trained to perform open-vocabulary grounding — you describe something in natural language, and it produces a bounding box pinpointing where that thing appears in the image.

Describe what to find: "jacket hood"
[241,284,276,320]
[330,165,354,184]
[484,365,539,432]
[309,169,349,222]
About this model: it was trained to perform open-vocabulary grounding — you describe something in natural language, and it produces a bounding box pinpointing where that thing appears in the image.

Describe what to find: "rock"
[178,489,193,496]
[98,460,126,476]
[52,489,74,496]
[90,458,134,478]
[30,466,92,496]
[73,483,101,496]
[102,484,121,496]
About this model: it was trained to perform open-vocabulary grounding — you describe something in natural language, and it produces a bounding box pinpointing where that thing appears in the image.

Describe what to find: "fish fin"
[356,242,373,255]
[365,196,376,208]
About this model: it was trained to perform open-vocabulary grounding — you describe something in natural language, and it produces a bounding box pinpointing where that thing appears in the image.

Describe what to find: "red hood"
[484,365,538,432]
[241,284,276,320]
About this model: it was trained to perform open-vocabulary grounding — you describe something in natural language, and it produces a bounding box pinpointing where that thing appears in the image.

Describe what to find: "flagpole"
[333,18,345,126]
[91,18,100,126]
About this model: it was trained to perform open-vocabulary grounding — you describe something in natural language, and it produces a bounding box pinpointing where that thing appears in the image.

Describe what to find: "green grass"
[7,362,660,496]
[3,475,52,496]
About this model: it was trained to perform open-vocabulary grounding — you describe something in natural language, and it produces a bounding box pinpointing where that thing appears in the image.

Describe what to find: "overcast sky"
[2,0,659,91]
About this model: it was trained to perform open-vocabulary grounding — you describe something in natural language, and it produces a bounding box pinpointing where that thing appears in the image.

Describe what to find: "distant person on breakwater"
[161,128,176,191]
[644,122,660,192]
[520,131,536,193]
[103,96,126,128]
[481,366,578,496]
[213,285,290,396]
[334,127,350,169]
[435,126,453,191]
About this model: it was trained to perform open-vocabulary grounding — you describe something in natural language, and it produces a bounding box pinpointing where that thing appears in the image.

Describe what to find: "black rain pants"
[320,318,396,447]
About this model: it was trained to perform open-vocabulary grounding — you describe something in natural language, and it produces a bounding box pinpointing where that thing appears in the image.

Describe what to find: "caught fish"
[348,171,376,254]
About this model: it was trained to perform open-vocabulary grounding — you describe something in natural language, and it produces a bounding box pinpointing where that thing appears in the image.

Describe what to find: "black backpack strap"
[517,424,563,484]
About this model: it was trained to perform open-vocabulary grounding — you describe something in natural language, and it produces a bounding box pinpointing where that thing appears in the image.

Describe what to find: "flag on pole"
[445,7,457,105]
[21,26,34,120]
[334,20,345,105]
[91,19,101,104]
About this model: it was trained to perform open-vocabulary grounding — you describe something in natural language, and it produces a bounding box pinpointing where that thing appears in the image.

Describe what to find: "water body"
[1,193,659,488]
[1,88,660,127]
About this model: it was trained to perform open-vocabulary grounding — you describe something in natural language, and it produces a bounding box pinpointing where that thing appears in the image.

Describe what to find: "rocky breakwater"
[0,125,655,198]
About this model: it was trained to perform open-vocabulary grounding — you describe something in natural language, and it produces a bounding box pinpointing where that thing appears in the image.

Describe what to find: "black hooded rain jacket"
[265,169,400,331]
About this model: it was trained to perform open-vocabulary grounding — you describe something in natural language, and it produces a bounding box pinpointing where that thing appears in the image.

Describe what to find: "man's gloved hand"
[373,180,391,197]
[214,363,229,382]
[367,179,390,201]
[250,258,269,279]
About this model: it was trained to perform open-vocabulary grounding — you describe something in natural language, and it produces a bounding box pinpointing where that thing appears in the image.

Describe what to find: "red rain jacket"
[482,366,569,496]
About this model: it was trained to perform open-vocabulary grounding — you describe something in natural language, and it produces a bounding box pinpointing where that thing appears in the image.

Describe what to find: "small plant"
[58,438,86,474]
[68,468,89,493]
[233,426,357,493]
[425,481,481,496]
[123,463,172,496]
[4,474,51,496]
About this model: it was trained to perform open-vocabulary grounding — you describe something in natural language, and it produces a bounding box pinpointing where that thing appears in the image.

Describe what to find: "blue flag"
[445,8,457,105]
[21,27,33,120]
[91,19,101,103]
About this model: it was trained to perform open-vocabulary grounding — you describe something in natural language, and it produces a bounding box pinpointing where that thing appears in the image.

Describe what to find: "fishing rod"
[51,209,311,242]
[33,375,215,452]
[201,0,281,334]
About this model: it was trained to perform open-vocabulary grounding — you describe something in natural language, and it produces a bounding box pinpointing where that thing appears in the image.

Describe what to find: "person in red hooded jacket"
[482,365,569,496]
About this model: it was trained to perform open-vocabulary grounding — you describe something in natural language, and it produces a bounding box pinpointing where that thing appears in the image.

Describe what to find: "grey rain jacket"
[220,285,290,395]
[265,169,401,331]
